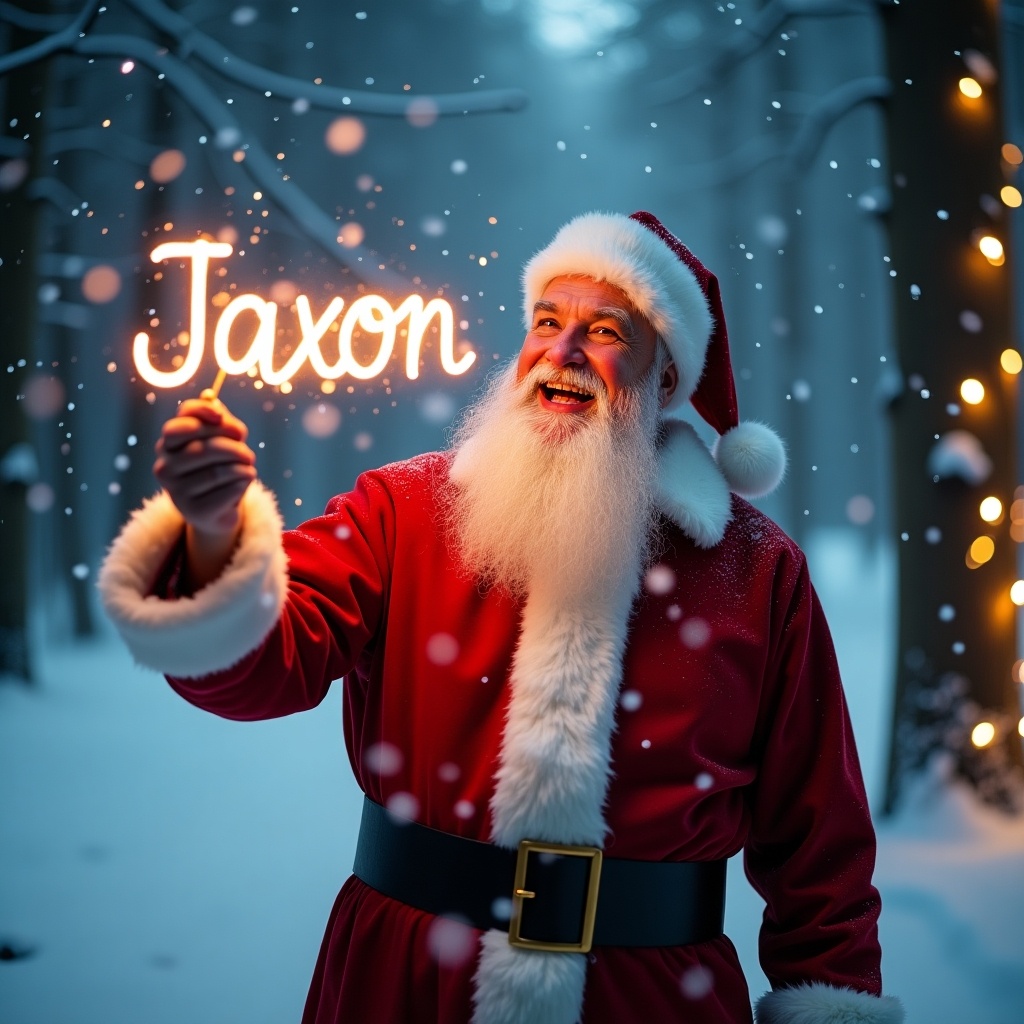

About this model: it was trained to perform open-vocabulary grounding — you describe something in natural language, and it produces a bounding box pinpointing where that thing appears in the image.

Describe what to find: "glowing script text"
[132,240,476,389]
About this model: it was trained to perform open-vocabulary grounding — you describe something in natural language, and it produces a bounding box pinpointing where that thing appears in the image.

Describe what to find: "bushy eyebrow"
[531,300,637,339]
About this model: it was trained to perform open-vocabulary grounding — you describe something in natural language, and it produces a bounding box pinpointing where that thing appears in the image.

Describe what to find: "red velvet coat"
[159,452,883,1024]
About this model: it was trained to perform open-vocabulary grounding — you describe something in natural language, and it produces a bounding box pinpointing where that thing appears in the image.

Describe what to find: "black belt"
[352,796,726,952]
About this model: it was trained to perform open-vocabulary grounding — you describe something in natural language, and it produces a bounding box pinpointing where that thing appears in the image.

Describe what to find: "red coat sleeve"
[744,553,884,996]
[166,471,395,722]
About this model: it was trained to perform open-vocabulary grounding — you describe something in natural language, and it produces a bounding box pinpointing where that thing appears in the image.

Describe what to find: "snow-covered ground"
[2,529,1022,1023]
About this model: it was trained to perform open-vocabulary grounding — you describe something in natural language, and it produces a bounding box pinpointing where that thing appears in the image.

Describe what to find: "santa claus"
[99,212,902,1024]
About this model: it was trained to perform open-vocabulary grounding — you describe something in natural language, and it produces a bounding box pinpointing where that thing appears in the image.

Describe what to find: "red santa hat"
[522,210,786,498]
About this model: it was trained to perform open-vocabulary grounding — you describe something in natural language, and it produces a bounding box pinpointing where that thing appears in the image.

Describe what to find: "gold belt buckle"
[508,839,603,953]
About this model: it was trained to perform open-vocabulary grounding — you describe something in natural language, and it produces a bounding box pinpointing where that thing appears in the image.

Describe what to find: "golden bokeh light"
[971,722,995,748]
[1001,185,1022,208]
[1002,142,1023,165]
[1001,349,1023,374]
[959,77,983,98]
[1011,580,1024,606]
[967,535,995,568]
[960,378,985,404]
[979,496,1003,523]
[978,235,1004,265]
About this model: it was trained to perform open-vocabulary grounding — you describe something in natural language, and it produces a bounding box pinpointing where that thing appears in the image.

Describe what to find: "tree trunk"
[882,0,1022,812]
[0,21,50,682]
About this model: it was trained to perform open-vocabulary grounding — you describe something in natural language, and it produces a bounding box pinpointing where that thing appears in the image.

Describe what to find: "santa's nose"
[545,327,587,367]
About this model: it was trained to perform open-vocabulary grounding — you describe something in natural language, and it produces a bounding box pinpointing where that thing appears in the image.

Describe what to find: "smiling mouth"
[540,382,596,406]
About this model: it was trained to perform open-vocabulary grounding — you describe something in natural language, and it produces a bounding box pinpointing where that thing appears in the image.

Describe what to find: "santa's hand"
[154,398,256,586]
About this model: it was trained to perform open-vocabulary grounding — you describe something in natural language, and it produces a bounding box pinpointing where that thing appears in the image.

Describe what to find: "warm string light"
[1010,581,1024,606]
[1001,186,1022,209]
[960,378,985,404]
[1011,494,1024,543]
[979,496,1003,523]
[978,235,1005,266]
[971,721,996,748]
[966,535,995,569]
[1001,349,1023,375]
[959,76,983,99]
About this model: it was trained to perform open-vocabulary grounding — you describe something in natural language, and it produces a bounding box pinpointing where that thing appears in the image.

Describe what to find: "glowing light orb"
[325,116,366,155]
[1011,580,1024,606]
[967,535,995,568]
[979,235,1004,265]
[1002,143,1023,165]
[979,496,1003,522]
[1001,186,1022,208]
[149,149,186,184]
[959,77,982,98]
[971,721,995,748]
[1001,349,1023,375]
[960,378,985,405]
[82,265,121,303]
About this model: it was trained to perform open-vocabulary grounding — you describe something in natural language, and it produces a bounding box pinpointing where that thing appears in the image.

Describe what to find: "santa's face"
[516,275,677,418]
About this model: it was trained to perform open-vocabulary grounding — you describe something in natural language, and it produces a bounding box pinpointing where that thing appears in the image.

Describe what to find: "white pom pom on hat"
[522,210,786,498]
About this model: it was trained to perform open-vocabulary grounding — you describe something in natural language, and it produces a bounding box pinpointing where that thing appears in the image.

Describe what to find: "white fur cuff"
[755,983,904,1024]
[98,482,288,678]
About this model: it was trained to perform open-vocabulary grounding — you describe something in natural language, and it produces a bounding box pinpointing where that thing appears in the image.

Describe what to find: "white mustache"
[519,364,606,399]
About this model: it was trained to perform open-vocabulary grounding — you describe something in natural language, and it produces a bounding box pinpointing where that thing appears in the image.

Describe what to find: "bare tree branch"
[650,0,876,104]
[124,0,527,117]
[784,75,891,172]
[26,175,85,213]
[74,33,405,288]
[0,0,527,287]
[669,76,889,191]
[0,0,100,76]
[0,1,76,33]
[0,136,30,157]
[47,127,162,165]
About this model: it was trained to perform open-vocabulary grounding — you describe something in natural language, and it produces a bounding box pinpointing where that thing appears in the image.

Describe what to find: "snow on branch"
[123,0,527,117]
[649,0,876,104]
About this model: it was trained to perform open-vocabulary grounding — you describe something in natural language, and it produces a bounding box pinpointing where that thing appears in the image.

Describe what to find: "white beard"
[446,359,664,604]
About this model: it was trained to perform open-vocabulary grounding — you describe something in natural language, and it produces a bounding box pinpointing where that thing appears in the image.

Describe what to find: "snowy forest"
[2,1,1023,1022]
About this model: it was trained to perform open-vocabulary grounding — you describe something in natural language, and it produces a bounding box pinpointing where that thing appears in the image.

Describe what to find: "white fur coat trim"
[97,482,288,678]
[656,417,733,548]
[755,984,905,1024]
[471,570,638,1023]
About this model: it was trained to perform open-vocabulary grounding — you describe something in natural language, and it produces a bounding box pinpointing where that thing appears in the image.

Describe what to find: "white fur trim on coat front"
[521,212,712,414]
[97,482,287,678]
[755,983,905,1024]
[656,417,733,548]
[471,574,638,1023]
